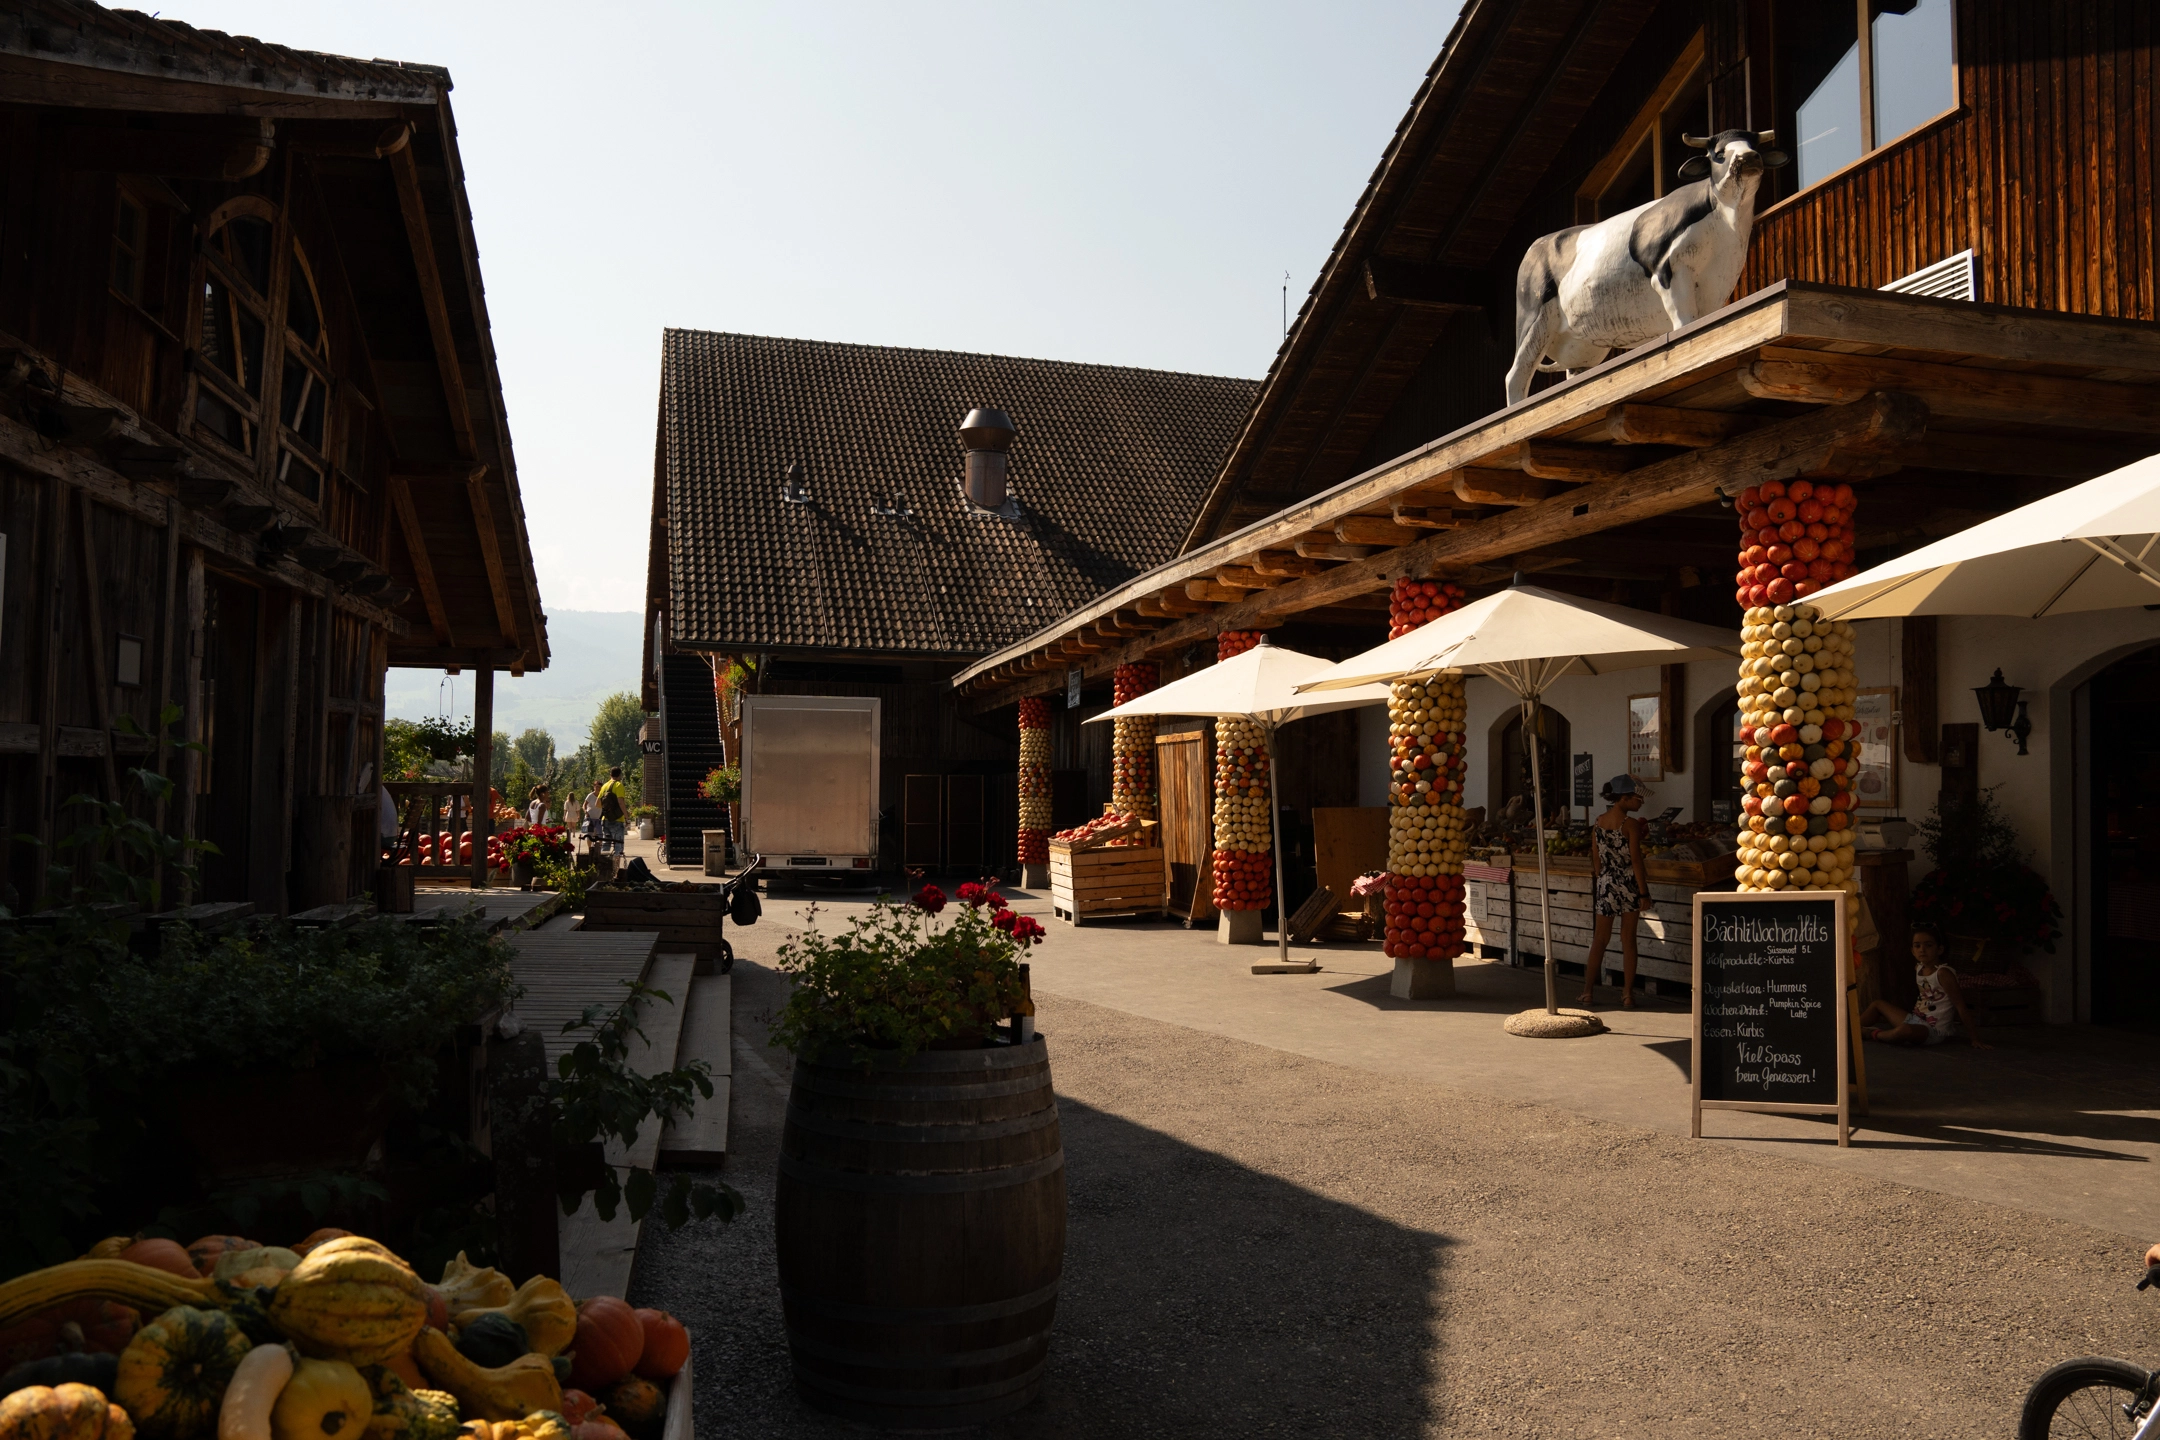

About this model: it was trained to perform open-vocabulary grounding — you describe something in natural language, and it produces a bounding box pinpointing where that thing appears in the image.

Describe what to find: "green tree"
[513,728,556,773]
[383,719,430,781]
[588,693,646,771]
[503,753,538,817]
[488,731,513,789]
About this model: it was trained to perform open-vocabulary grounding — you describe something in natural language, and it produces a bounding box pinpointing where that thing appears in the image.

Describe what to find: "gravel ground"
[633,959,2160,1438]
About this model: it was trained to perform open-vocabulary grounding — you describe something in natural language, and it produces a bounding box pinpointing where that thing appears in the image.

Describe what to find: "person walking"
[526,783,549,828]
[1579,775,1650,1010]
[582,780,601,846]
[562,784,584,842]
[596,765,630,857]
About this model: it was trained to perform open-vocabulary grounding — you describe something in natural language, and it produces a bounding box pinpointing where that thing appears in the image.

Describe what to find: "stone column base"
[1217,908,1263,945]
[1021,862,1050,889]
[1390,956,1457,999]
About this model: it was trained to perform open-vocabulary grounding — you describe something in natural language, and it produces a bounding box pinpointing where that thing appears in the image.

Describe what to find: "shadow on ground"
[633,961,1451,1439]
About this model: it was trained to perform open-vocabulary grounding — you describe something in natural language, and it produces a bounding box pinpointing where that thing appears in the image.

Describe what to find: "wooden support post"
[177,549,205,904]
[471,664,494,889]
[34,478,68,903]
[74,494,122,828]
[154,489,182,846]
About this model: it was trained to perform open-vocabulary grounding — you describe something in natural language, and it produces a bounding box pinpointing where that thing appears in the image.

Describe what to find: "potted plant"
[629,803,660,840]
[1911,788,2063,959]
[767,883,1060,1426]
[499,824,571,888]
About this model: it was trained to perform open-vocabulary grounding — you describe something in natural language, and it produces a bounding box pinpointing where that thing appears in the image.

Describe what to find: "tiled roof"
[660,330,1256,658]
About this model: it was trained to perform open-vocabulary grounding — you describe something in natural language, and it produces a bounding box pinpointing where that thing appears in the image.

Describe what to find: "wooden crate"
[581,885,729,972]
[1049,844,1166,925]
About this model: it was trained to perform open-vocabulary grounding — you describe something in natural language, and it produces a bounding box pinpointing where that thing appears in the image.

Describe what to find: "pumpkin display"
[567,1422,621,1440]
[548,1398,593,1431]
[267,1244,426,1371]
[1730,600,1861,895]
[185,1243,258,1281]
[561,1305,637,1397]
[447,1322,523,1376]
[0,1263,221,1335]
[84,1242,133,1263]
[117,1247,196,1284]
[268,1360,370,1440]
[1381,581,1472,962]
[1215,630,1262,660]
[208,1254,298,1294]
[0,1353,119,1400]
[215,1342,292,1440]
[0,1382,135,1440]
[447,1283,571,1362]
[288,1237,351,1263]
[594,1381,660,1440]
[115,1308,252,1440]
[408,1334,557,1425]
[430,1267,509,1331]
[1016,698,1052,862]
[0,1299,141,1370]
[456,1415,567,1440]
[1108,664,1159,824]
[357,1371,457,1440]
[625,1317,682,1386]
[1210,714,1274,911]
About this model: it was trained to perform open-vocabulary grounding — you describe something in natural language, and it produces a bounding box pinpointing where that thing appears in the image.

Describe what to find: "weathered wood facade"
[0,4,546,912]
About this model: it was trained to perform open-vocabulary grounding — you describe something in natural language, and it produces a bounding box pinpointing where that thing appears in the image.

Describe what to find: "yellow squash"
[268,1359,372,1440]
[410,1332,559,1424]
[0,1263,221,1332]
[448,1279,574,1359]
[431,1261,510,1326]
[266,1242,426,1369]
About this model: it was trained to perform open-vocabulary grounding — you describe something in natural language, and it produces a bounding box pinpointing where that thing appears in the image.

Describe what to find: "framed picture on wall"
[1851,687,1898,810]
[1628,693,1662,781]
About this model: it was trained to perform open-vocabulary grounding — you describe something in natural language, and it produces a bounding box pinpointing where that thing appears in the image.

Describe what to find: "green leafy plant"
[532,855,592,910]
[551,981,743,1227]
[628,804,661,822]
[697,766,740,804]
[770,885,1040,1067]
[409,716,477,762]
[1913,787,2062,952]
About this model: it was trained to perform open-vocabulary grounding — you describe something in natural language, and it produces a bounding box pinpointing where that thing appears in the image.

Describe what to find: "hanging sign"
[1571,752,1594,808]
[1691,889,1849,1146]
[1066,666,1082,709]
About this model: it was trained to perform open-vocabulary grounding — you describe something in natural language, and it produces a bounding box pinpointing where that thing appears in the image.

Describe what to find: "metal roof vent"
[959,407,1019,517]
[780,461,812,505]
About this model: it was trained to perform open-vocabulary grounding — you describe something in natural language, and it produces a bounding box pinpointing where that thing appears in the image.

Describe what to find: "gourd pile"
[0,1232,687,1440]
[1215,630,1262,660]
[1017,696,1051,865]
[1211,717,1272,912]
[1050,812,1136,847]
[1383,580,1470,962]
[1109,664,1157,826]
[1733,601,1860,892]
[1732,479,1857,608]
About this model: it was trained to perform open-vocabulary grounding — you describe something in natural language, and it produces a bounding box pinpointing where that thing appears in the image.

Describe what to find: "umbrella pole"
[1266,726,1289,967]
[1525,693,1557,1015]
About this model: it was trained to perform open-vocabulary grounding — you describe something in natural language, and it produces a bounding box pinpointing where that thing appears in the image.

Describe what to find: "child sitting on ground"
[1859,923,1989,1048]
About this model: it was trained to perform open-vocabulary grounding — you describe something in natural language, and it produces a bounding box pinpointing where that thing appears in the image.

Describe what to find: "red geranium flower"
[911,885,947,915]
[991,908,1018,933]
[957,881,989,907]
[1009,915,1046,946]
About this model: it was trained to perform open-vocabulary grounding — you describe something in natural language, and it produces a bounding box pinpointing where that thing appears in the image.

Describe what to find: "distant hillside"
[386,610,645,751]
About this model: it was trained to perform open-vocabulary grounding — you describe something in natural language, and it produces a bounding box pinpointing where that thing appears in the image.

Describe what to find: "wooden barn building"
[642,329,1253,869]
[0,3,547,912]
[955,0,2160,1025]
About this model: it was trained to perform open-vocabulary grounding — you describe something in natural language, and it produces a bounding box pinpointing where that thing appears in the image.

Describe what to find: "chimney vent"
[781,460,811,504]
[959,407,1016,511]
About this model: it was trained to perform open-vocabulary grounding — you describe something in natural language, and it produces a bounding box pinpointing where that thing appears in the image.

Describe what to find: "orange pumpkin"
[118,1240,198,1280]
[185,1236,258,1277]
[291,1229,354,1258]
[566,1299,641,1393]
[0,1382,135,1440]
[599,1378,663,1440]
[629,1313,685,1382]
[382,1348,426,1392]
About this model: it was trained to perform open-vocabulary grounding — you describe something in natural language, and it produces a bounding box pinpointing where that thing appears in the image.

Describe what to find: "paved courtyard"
[632,876,2160,1438]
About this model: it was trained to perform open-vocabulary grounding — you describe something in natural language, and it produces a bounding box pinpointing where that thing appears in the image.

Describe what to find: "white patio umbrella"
[1297,585,1741,1014]
[1086,639,1392,968]
[1805,450,2160,619]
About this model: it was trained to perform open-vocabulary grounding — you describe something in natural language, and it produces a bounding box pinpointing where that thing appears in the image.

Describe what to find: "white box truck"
[739,694,881,874]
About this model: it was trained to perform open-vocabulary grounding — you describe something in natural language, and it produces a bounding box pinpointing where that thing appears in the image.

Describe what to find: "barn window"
[277,248,333,503]
[193,206,276,459]
[1783,1,1957,191]
[1576,32,1708,222]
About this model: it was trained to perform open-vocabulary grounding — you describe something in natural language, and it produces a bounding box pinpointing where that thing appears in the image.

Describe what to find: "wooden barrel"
[775,1039,1065,1427]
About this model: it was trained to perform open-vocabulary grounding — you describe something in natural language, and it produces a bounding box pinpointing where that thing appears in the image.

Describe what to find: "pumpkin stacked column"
[1210,631,1269,943]
[1732,480,1863,898]
[1381,579,1470,999]
[1017,696,1052,888]
[1110,663,1158,827]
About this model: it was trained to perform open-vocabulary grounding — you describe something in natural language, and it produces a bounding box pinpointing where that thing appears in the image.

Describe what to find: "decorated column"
[1111,662,1159,828]
[1210,631,1269,941]
[1018,695,1052,887]
[1732,480,1862,897]
[1382,579,1470,998]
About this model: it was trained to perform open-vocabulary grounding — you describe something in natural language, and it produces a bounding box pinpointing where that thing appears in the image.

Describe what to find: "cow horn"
[1680,133,1713,149]
[1754,129,1777,146]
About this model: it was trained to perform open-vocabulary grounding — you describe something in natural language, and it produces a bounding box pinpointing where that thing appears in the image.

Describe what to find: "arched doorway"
[1492,705,1571,826]
[1693,693,1747,824]
[2086,644,2160,1031]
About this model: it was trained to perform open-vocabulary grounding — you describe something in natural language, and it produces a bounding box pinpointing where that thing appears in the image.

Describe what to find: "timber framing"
[956,282,2160,711]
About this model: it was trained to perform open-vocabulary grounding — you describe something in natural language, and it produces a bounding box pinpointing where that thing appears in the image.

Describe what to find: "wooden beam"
[459,466,519,647]
[1294,540,1374,562]
[387,475,451,646]
[388,143,477,461]
[382,645,525,670]
[1879,430,2150,480]
[1601,403,1758,447]
[288,120,413,159]
[1738,349,2160,433]
[1247,552,1327,578]
[1362,256,1489,310]
[1185,580,1245,603]
[1335,515,1426,546]
[1520,441,1635,482]
[470,666,494,890]
[1452,469,1553,506]
[56,118,274,179]
[75,492,122,805]
[1211,567,1273,590]
[1391,504,1474,529]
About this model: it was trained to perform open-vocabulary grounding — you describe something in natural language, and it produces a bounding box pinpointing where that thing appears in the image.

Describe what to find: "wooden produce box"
[1049,843,1166,925]
[1478,868,1706,986]
[581,883,728,972]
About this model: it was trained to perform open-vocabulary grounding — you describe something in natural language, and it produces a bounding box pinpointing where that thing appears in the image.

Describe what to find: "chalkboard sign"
[1691,889,1849,1146]
[1571,752,1594,808]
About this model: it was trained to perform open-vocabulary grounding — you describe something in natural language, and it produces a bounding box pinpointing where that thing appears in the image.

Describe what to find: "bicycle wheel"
[2019,1357,2154,1440]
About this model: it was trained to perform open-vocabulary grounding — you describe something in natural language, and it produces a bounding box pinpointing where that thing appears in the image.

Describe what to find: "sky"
[165,0,1462,737]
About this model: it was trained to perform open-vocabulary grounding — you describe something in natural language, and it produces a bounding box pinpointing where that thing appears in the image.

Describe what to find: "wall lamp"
[1972,668,2031,756]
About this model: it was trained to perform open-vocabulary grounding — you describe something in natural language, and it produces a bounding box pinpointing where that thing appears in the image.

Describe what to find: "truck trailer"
[738,694,881,875]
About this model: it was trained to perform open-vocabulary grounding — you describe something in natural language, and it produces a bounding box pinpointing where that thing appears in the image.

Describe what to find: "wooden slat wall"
[1737,0,2159,320]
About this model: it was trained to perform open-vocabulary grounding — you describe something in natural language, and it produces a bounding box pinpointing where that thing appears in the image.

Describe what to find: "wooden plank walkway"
[659,973,731,1167]
[417,888,561,932]
[505,930,658,1063]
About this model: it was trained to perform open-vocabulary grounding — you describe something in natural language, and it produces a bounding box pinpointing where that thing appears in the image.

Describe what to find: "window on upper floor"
[1579,31,1710,222]
[1783,0,1957,192]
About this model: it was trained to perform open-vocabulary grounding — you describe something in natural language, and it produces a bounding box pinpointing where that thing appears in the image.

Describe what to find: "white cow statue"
[1504,128,1788,406]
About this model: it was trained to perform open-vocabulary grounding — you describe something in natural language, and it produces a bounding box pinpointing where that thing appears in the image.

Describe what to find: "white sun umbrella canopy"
[1806,450,2160,620]
[1297,585,1741,1013]
[1087,640,1393,965]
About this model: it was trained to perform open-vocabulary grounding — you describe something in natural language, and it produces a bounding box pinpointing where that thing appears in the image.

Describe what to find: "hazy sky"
[167,0,1461,617]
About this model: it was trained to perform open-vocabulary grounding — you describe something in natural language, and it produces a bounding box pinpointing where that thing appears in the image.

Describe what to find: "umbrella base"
[1503,1007,1608,1039]
[1217,909,1263,945]
[1251,958,1320,974]
[1389,957,1457,1000]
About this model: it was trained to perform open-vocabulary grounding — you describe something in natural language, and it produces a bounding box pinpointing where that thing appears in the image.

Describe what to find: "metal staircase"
[661,653,728,867]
